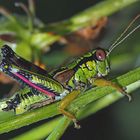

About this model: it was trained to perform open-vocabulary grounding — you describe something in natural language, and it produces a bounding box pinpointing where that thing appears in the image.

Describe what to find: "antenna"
[108,14,140,55]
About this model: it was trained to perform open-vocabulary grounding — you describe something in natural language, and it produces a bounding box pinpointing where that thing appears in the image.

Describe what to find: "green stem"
[35,0,139,48]
[13,117,62,140]
[0,67,140,134]
[43,0,138,34]
[46,117,70,140]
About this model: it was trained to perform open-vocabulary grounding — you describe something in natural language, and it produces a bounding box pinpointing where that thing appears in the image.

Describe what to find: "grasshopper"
[0,15,140,128]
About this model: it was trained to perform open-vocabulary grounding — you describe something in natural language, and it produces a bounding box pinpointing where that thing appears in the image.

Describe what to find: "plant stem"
[0,67,140,134]
[13,117,62,140]
[35,0,139,48]
[46,117,70,140]
[43,0,138,34]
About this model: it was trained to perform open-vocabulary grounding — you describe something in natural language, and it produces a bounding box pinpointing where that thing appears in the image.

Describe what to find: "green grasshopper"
[0,15,139,128]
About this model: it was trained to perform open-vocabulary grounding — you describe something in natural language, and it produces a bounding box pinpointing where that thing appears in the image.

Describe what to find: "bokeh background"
[0,0,140,140]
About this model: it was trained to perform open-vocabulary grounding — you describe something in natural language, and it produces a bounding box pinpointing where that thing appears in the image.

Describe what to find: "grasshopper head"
[93,48,110,77]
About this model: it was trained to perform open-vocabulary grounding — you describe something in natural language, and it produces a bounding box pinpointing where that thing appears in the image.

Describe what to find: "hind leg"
[58,90,81,129]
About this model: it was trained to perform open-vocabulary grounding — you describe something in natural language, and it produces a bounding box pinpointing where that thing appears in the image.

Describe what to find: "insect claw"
[126,94,132,102]
[122,87,132,101]
[123,90,132,102]
[73,119,81,129]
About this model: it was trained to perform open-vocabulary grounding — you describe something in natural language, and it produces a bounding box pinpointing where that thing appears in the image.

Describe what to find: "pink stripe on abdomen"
[14,72,55,98]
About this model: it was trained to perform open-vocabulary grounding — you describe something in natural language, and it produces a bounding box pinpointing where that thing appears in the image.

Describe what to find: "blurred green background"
[0,0,140,140]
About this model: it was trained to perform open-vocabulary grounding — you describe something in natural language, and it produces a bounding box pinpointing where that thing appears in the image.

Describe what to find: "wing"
[53,69,75,85]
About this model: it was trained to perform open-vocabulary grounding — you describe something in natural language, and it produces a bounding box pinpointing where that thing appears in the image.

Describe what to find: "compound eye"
[95,49,106,61]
